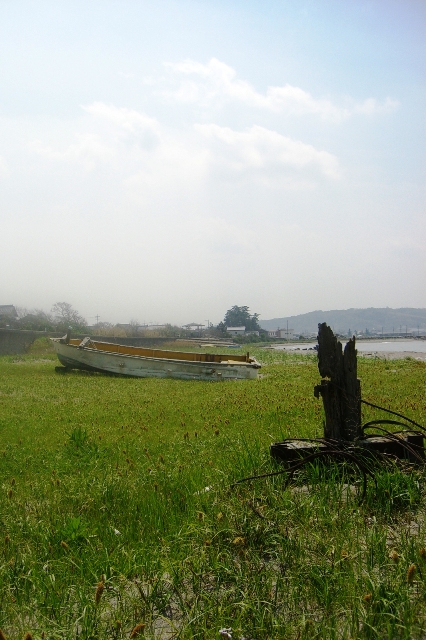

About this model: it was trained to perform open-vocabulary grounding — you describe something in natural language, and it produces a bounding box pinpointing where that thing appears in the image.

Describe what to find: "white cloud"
[352,97,400,116]
[165,58,399,121]
[30,101,338,187]
[166,58,265,107]
[82,102,159,136]
[31,133,114,170]
[30,103,161,170]
[195,123,340,179]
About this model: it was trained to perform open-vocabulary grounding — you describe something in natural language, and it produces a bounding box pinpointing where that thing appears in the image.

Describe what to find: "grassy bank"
[1,339,426,638]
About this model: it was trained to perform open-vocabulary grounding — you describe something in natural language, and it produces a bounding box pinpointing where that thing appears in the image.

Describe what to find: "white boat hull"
[51,338,260,381]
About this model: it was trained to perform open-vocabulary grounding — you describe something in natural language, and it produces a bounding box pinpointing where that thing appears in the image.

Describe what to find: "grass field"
[1,338,426,639]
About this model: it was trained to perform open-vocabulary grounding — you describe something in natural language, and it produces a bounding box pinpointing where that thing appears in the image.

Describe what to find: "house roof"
[226,326,246,331]
[0,305,17,317]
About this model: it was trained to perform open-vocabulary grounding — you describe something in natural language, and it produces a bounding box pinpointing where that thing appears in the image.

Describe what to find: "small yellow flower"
[233,536,246,547]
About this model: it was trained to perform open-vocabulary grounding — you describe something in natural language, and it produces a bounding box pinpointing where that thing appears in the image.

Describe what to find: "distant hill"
[260,308,426,336]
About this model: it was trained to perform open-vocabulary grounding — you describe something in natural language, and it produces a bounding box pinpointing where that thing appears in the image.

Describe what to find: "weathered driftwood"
[314,323,362,441]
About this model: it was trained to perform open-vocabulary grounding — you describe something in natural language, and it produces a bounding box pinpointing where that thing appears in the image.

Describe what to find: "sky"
[0,0,425,326]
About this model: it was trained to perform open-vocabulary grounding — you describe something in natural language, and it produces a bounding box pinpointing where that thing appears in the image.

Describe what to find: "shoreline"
[358,350,426,361]
[264,343,426,361]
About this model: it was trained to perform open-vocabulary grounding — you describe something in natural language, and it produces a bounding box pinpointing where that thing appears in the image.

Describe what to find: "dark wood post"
[271,321,424,464]
[314,323,362,441]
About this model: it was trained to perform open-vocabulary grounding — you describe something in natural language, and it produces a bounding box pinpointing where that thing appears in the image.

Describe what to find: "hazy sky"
[1,1,425,325]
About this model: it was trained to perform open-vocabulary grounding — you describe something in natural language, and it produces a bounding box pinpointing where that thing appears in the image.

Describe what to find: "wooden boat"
[51,335,261,381]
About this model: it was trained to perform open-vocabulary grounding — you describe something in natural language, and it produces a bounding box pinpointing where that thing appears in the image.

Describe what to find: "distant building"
[142,324,167,332]
[267,327,294,339]
[226,326,246,336]
[116,323,135,331]
[182,323,205,331]
[115,323,167,333]
[0,305,18,317]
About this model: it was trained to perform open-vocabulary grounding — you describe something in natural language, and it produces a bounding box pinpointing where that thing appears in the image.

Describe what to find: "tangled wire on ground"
[232,399,426,503]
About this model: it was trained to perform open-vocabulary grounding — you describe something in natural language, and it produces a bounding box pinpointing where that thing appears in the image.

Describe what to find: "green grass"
[1,338,426,638]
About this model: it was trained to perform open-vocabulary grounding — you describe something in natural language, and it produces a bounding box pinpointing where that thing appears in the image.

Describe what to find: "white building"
[226,326,246,336]
[267,327,294,339]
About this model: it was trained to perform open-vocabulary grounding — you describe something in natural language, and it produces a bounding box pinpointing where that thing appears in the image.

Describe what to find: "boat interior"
[56,337,254,364]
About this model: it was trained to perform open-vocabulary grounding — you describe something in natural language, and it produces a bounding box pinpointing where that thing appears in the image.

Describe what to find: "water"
[356,340,426,353]
[271,340,426,354]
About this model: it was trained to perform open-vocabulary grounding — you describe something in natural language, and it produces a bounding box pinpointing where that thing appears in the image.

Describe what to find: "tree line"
[1,303,265,340]
[0,302,88,333]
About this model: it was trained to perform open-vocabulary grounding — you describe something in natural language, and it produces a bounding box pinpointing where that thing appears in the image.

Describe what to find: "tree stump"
[270,323,424,464]
[314,323,362,441]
